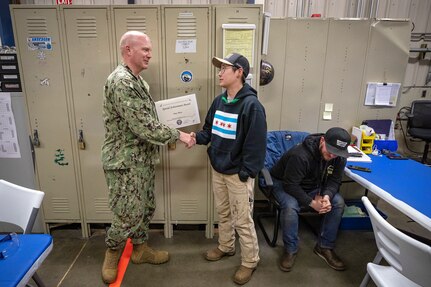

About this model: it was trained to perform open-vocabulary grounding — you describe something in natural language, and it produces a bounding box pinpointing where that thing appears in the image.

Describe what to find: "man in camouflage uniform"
[101,31,194,284]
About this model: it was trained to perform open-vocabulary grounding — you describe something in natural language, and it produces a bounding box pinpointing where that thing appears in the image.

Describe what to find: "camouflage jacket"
[101,64,179,170]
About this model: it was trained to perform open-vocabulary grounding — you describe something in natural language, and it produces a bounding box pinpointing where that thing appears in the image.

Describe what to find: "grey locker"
[112,6,166,222]
[258,19,287,131]
[318,19,370,132]
[281,18,329,132]
[163,7,211,231]
[357,19,410,122]
[11,7,81,222]
[62,7,113,222]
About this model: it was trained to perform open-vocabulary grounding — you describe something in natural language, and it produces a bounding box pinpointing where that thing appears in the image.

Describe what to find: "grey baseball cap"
[212,53,250,78]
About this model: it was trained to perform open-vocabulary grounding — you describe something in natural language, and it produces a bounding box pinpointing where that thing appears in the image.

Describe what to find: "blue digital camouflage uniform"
[102,63,179,249]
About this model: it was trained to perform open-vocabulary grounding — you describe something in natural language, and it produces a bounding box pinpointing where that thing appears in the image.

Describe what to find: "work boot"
[101,248,122,284]
[313,244,346,271]
[205,247,235,261]
[131,243,169,264]
[233,265,256,285]
[279,252,297,272]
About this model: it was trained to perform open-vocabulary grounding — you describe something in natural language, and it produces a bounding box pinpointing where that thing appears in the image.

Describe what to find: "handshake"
[179,131,197,149]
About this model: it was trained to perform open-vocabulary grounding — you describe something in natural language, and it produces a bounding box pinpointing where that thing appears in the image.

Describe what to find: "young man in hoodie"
[191,53,267,285]
[270,127,350,272]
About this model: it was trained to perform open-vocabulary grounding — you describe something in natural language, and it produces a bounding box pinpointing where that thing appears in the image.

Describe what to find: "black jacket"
[196,83,267,181]
[270,134,346,206]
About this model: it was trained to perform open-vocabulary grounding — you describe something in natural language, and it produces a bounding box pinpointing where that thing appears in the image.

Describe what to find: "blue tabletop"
[0,234,52,287]
[347,155,431,219]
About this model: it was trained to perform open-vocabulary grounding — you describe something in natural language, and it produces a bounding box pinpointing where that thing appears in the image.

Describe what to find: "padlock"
[79,140,86,150]
[78,130,86,150]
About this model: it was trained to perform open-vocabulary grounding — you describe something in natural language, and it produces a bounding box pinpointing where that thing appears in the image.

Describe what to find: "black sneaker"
[279,252,297,272]
[313,244,346,271]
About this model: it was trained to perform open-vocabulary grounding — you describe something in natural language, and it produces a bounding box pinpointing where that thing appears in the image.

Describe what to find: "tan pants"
[212,168,260,268]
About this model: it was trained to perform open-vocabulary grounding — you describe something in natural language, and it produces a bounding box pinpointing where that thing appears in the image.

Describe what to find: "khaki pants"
[212,168,260,268]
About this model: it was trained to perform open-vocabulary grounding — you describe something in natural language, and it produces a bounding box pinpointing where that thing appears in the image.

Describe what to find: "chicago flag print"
[212,110,238,140]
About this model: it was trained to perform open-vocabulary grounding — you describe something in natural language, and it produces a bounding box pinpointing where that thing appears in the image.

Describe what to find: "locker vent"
[94,198,111,214]
[180,200,198,214]
[76,17,97,38]
[177,14,196,38]
[51,198,71,213]
[26,18,48,36]
[227,17,248,24]
[126,17,147,33]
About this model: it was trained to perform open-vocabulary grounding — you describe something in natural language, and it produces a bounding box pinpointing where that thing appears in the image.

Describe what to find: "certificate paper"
[155,94,200,129]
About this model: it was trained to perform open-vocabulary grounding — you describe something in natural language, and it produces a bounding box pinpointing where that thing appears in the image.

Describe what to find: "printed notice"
[222,24,256,67]
[175,39,197,53]
[0,93,21,158]
[365,82,400,107]
[155,94,200,129]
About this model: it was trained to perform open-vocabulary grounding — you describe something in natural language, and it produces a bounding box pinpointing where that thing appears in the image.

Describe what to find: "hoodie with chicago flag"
[195,83,267,182]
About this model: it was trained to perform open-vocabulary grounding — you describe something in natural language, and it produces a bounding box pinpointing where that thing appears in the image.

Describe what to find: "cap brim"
[212,57,233,68]
[326,143,350,158]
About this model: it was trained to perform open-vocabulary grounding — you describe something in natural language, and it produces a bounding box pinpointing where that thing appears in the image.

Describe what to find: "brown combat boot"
[205,247,235,261]
[131,243,169,264]
[101,248,122,284]
[233,265,256,285]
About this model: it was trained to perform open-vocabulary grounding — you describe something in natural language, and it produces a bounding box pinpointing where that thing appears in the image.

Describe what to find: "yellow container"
[360,132,375,154]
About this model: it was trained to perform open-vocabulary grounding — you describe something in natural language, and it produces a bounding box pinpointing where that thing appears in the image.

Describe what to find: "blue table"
[0,234,53,287]
[345,155,431,232]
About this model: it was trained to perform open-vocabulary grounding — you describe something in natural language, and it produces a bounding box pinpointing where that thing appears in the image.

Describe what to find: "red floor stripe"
[109,238,133,287]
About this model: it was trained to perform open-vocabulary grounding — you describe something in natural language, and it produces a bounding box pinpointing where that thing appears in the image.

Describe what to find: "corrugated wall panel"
[325,0,349,18]
[386,0,412,18]
[409,0,431,33]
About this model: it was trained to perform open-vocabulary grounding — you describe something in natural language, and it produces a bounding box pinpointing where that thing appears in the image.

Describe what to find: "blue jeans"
[272,178,345,254]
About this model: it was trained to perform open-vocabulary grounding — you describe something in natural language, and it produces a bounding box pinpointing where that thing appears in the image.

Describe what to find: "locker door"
[113,7,165,222]
[318,19,370,132]
[356,19,410,121]
[63,7,113,221]
[164,7,211,223]
[281,18,329,132]
[11,7,80,221]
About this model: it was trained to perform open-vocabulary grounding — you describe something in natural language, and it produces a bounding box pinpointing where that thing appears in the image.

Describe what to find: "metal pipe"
[410,48,431,52]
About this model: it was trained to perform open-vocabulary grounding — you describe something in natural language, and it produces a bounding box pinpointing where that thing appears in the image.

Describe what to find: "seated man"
[270,127,350,272]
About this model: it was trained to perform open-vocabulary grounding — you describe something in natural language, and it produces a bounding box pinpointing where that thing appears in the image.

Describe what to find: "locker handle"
[78,129,86,150]
[168,142,176,150]
[32,129,40,147]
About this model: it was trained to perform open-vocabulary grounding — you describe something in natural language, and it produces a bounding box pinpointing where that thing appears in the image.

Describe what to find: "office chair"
[0,180,53,287]
[406,100,431,164]
[360,196,431,287]
[256,130,309,247]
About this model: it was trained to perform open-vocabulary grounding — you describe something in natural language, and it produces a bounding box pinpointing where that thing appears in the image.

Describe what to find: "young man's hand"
[310,195,332,214]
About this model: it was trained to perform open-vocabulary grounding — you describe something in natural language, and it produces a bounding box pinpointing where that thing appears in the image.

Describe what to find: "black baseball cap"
[324,127,351,158]
[212,53,250,78]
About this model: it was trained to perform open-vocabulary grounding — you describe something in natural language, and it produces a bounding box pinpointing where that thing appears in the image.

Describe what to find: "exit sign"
[56,0,72,4]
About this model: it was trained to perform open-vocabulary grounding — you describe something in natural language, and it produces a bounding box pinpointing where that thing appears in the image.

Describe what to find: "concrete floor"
[28,198,430,287]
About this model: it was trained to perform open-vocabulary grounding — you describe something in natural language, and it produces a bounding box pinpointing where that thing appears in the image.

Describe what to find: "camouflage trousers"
[104,165,155,249]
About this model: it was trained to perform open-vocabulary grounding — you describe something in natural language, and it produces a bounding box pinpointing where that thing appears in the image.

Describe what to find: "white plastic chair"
[0,179,53,287]
[361,196,431,287]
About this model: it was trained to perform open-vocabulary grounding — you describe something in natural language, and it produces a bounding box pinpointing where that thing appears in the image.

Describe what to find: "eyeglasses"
[218,65,240,74]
